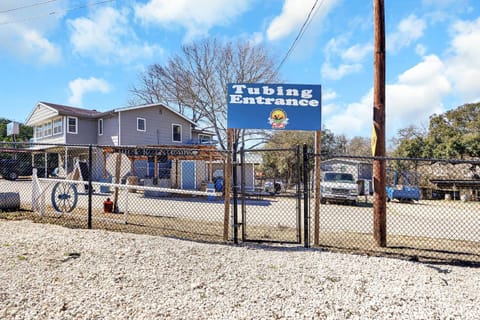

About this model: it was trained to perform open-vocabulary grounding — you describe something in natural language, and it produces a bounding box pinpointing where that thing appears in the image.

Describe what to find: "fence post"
[296,145,302,244]
[240,146,246,241]
[232,142,238,244]
[303,144,310,248]
[87,144,93,229]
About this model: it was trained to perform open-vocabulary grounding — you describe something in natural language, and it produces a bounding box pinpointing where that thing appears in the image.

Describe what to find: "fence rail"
[0,142,479,264]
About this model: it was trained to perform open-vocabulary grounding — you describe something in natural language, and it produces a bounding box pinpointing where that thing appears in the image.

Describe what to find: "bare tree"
[346,136,372,156]
[129,38,280,150]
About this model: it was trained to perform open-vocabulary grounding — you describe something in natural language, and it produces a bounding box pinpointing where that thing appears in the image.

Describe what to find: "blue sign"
[227,83,321,131]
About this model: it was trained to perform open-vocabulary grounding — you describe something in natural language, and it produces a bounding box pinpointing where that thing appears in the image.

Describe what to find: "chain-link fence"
[1,143,230,242]
[307,153,480,263]
[1,142,479,264]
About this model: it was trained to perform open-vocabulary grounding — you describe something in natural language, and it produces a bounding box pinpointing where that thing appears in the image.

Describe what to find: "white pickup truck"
[320,171,358,205]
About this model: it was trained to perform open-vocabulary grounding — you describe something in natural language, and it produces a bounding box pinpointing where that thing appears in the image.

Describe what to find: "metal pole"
[296,145,302,244]
[314,130,321,246]
[232,138,239,244]
[87,144,93,229]
[373,0,387,247]
[303,144,310,248]
[240,146,246,241]
[223,129,232,241]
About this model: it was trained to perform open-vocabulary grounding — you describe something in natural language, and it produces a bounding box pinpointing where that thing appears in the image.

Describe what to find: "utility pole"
[373,0,387,247]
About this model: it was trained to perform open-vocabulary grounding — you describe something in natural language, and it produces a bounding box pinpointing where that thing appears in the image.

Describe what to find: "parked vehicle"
[0,159,33,180]
[0,158,53,181]
[386,170,421,202]
[320,171,358,205]
[264,181,284,195]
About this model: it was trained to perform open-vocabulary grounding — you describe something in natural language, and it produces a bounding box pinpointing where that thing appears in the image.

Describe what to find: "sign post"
[227,83,322,247]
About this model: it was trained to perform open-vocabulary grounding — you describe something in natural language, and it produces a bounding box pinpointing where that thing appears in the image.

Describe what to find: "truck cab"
[320,171,358,205]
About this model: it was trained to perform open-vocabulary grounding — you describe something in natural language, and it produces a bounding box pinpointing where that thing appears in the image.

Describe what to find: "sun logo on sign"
[268,109,289,129]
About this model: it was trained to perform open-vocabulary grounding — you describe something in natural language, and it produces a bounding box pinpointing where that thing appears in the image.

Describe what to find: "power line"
[0,0,58,14]
[275,0,324,74]
[0,0,116,26]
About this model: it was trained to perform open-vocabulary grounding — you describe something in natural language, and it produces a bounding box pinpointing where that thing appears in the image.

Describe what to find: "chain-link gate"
[232,147,303,244]
[2,142,479,262]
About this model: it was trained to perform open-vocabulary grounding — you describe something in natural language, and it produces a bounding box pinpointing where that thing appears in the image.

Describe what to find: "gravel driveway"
[0,220,479,319]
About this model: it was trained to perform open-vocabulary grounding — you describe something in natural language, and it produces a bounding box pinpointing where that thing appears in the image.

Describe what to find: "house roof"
[25,101,197,126]
[321,157,372,166]
[40,101,104,118]
[113,102,196,125]
[430,179,480,189]
[25,102,104,125]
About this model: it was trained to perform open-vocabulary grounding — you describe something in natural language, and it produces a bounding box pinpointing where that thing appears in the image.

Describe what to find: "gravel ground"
[0,220,479,320]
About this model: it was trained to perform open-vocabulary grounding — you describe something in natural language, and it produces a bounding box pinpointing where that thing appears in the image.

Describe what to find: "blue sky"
[1,0,479,142]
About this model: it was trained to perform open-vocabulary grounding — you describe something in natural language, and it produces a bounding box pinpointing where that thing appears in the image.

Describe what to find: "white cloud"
[415,44,427,56]
[134,0,251,41]
[387,55,450,133]
[324,92,372,137]
[387,15,427,52]
[69,7,162,64]
[321,37,371,80]
[68,77,111,106]
[248,32,264,46]
[445,17,480,102]
[321,62,362,81]
[1,26,61,64]
[341,43,373,62]
[0,1,62,64]
[323,55,452,138]
[266,0,339,41]
[322,89,338,102]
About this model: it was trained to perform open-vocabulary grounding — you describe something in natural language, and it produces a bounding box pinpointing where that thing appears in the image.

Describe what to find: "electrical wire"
[0,0,116,26]
[275,0,325,74]
[0,0,58,14]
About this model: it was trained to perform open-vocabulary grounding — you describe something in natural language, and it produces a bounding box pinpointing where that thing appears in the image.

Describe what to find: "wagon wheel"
[51,182,78,213]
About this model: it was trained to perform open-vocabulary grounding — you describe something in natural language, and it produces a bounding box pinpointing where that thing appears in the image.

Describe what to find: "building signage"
[227,83,321,130]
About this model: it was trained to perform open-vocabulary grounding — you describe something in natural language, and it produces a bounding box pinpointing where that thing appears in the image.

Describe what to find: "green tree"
[426,102,480,159]
[261,131,314,185]
[346,136,371,156]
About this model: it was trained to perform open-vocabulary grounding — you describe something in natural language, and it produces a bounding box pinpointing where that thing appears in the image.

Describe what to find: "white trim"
[52,118,62,135]
[67,116,78,134]
[137,117,146,132]
[62,116,66,140]
[172,123,182,142]
[25,102,60,126]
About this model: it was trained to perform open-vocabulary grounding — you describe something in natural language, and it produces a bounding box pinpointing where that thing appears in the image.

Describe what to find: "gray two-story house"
[25,101,213,146]
[25,101,217,189]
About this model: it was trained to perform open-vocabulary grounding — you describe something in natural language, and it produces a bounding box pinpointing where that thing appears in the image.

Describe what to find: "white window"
[172,124,182,142]
[67,117,78,134]
[41,123,48,137]
[44,121,52,136]
[53,119,62,135]
[137,117,146,132]
[98,119,103,136]
[35,126,43,138]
